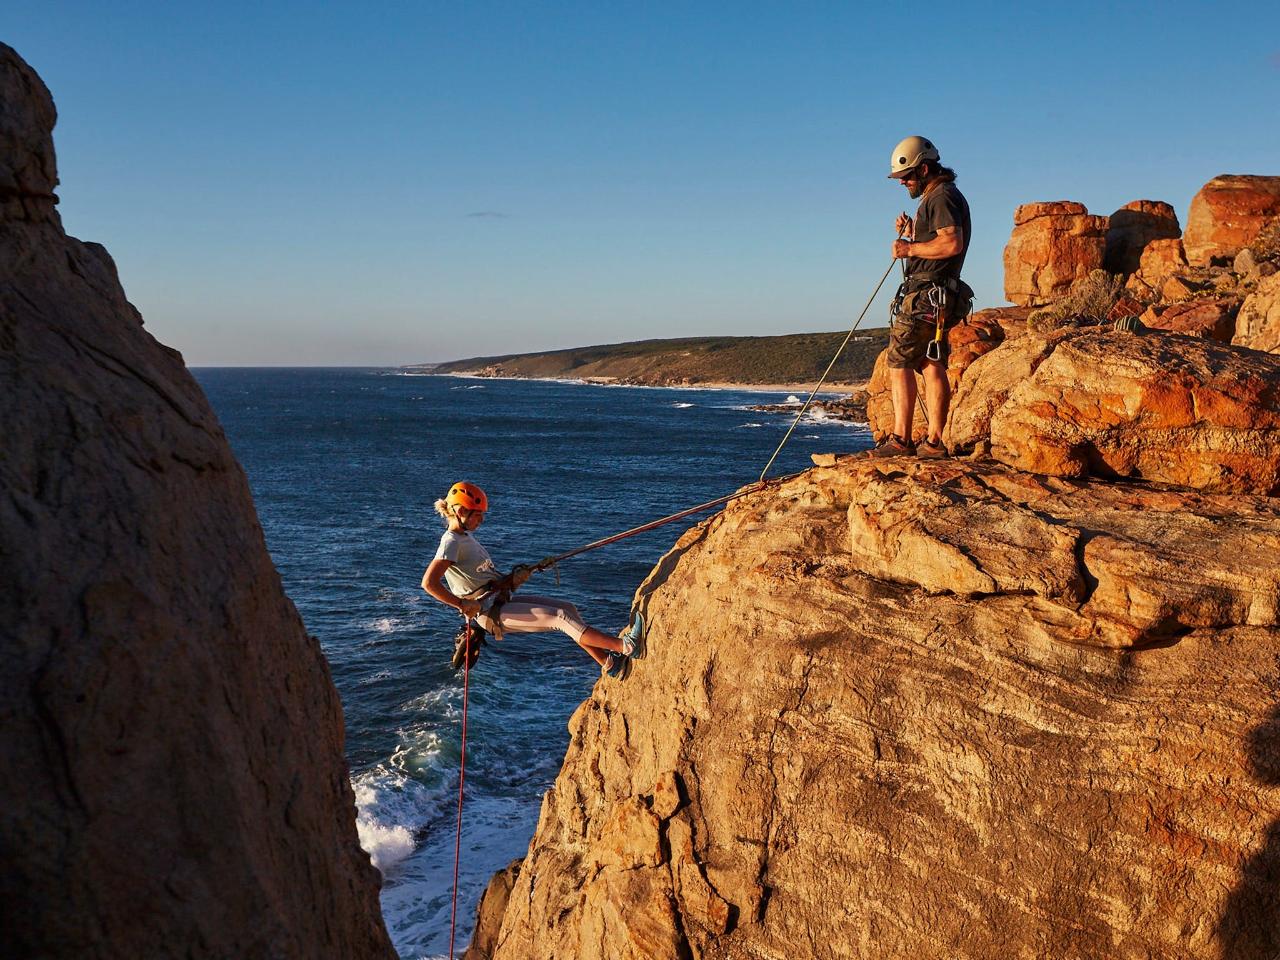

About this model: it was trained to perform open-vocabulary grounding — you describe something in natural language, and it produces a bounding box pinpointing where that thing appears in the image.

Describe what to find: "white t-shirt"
[434,529,499,597]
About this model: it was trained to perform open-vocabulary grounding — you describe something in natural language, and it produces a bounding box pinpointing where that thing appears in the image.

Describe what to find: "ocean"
[195,368,873,959]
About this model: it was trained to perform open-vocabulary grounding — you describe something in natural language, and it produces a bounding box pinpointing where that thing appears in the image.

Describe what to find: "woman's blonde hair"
[434,498,453,523]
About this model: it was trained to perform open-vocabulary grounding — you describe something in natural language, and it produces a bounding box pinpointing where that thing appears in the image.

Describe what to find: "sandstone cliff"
[0,44,394,957]
[470,454,1280,959]
[469,185,1280,955]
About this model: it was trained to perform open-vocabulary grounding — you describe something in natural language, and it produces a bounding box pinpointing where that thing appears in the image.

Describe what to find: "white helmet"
[888,136,940,178]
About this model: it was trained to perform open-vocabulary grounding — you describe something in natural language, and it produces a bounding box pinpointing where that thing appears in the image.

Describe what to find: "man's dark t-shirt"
[905,180,970,282]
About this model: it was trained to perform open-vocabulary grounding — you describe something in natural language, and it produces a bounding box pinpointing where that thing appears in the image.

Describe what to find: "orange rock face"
[986,330,1280,493]
[1142,298,1239,342]
[1183,175,1280,265]
[1104,199,1181,275]
[1233,273,1280,353]
[1004,201,1109,305]
[472,460,1280,959]
[1137,236,1188,285]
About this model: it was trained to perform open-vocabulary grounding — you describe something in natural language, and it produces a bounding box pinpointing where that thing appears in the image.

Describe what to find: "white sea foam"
[785,394,802,404]
[739,422,764,428]
[353,764,448,875]
[371,616,399,634]
[672,402,694,408]
[379,794,538,958]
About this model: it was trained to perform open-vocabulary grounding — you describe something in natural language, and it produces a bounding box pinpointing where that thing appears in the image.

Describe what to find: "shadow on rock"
[1217,703,1280,958]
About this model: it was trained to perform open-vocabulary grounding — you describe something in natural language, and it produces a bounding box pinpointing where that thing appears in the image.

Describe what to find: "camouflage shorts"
[886,307,952,370]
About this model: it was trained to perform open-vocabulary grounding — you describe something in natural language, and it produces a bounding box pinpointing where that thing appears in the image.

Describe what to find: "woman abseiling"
[421,481,645,679]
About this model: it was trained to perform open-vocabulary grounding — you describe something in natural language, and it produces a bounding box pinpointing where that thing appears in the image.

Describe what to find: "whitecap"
[352,767,446,875]
[672,402,694,409]
[739,422,764,428]
[371,617,398,634]
[785,395,802,404]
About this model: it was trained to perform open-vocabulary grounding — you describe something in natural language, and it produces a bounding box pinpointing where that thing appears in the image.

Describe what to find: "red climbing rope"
[447,652,472,959]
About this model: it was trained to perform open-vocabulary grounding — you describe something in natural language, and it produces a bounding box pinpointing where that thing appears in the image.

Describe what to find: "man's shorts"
[887,308,954,370]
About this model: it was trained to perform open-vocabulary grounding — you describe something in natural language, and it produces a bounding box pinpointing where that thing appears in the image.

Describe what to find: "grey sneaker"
[867,435,916,458]
[621,612,645,659]
[603,653,631,680]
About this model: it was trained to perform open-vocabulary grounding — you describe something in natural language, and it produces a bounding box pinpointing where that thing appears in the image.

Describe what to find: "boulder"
[1184,175,1280,266]
[1234,272,1280,353]
[1141,298,1239,342]
[1104,200,1181,275]
[0,43,394,958]
[1137,236,1188,286]
[987,329,1280,493]
[1004,201,1109,305]
[473,459,1280,959]
[944,329,1066,452]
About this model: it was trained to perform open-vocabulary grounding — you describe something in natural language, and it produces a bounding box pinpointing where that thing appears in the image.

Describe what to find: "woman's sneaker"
[603,652,631,680]
[621,612,646,659]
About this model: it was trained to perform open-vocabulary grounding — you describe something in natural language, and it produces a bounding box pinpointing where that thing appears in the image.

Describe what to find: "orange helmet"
[446,481,488,513]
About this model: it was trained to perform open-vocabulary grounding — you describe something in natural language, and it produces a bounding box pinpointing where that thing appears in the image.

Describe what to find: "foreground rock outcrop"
[472,458,1280,958]
[951,327,1280,494]
[0,44,394,957]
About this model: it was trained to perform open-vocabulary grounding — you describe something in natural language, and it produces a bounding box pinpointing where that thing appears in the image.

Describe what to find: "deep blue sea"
[194,368,872,959]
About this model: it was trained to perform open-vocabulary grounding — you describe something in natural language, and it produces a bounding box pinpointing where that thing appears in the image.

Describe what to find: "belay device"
[451,620,485,671]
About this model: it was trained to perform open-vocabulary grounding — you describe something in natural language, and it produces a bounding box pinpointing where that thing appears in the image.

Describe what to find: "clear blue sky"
[8,2,1279,365]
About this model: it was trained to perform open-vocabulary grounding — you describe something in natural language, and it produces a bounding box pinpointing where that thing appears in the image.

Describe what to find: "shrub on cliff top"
[1027,269,1126,333]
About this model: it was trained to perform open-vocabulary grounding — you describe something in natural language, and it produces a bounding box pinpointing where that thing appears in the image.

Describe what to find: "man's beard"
[906,179,925,199]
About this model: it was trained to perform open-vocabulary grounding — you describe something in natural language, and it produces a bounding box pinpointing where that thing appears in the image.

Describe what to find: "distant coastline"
[407,330,888,395]
[412,369,864,396]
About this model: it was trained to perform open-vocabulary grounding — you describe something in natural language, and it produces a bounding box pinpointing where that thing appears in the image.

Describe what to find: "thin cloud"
[466,211,510,219]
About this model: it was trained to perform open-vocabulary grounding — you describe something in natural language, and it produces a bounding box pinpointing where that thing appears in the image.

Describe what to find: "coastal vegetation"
[413,329,890,386]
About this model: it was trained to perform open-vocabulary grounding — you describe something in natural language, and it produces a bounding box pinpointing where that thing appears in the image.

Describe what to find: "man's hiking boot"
[916,438,949,459]
[603,652,632,680]
[867,435,915,458]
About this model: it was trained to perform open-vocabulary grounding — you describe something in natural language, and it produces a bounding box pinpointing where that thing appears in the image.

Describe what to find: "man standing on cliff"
[871,136,972,458]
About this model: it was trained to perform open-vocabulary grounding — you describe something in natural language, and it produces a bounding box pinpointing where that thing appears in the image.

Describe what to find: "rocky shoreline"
[746,387,869,424]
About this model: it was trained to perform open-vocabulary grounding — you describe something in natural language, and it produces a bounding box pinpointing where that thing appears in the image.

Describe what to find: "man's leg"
[920,359,950,444]
[890,365,917,442]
